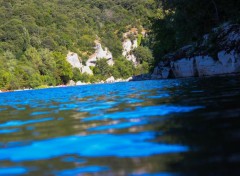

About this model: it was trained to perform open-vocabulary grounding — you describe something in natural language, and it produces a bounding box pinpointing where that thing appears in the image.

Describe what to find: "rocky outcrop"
[67,80,76,86]
[105,76,115,83]
[66,52,93,75]
[152,24,240,79]
[81,66,93,75]
[122,39,138,65]
[86,42,114,67]
[66,52,82,69]
[122,27,146,66]
[67,41,113,77]
[76,81,88,86]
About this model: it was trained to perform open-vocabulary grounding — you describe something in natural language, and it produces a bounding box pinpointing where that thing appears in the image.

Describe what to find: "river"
[0,76,239,176]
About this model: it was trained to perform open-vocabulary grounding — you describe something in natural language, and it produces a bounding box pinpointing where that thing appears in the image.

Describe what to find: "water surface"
[0,77,240,175]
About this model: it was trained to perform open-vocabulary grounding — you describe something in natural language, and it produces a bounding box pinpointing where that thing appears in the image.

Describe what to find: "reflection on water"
[0,77,240,175]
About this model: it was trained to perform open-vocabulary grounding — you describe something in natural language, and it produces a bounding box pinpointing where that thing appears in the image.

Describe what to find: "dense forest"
[0,0,239,90]
[0,0,157,90]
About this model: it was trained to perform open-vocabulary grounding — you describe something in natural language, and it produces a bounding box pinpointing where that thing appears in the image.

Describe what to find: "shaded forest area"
[151,0,240,62]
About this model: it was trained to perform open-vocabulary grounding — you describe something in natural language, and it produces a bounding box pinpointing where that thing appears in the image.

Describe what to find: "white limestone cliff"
[122,38,138,65]
[66,52,93,75]
[86,42,114,67]
[152,50,240,79]
[66,52,82,69]
[81,66,93,75]
[151,24,240,79]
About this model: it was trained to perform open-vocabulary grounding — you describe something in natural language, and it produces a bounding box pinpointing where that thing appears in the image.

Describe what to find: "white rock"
[67,80,76,86]
[126,77,133,81]
[122,39,132,56]
[106,76,115,83]
[81,66,93,75]
[76,81,83,86]
[173,58,195,77]
[66,52,82,69]
[115,78,123,82]
[218,50,239,69]
[86,54,97,67]
[126,54,138,66]
[194,55,235,76]
[132,39,138,48]
[86,43,114,67]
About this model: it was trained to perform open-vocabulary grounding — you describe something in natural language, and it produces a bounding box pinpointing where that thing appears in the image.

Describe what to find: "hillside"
[1,0,239,90]
[0,0,156,90]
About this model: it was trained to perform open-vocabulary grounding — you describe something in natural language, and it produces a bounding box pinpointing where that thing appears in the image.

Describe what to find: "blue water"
[0,78,240,176]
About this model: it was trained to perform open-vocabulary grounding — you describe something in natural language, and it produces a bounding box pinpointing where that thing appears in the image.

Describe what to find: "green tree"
[111,57,134,79]
[53,52,73,84]
[133,46,154,65]
[93,58,111,79]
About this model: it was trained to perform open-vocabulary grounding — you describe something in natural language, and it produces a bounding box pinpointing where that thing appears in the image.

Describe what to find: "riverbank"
[150,23,240,79]
[0,76,133,93]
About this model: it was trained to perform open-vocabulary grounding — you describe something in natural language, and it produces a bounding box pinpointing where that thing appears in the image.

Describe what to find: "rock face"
[152,51,240,79]
[152,24,240,79]
[122,27,147,66]
[66,52,93,75]
[66,52,82,69]
[86,43,114,67]
[122,39,138,65]
[81,66,93,75]
[67,41,113,76]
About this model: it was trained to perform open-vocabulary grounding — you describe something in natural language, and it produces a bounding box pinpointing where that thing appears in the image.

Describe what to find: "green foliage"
[111,57,134,79]
[134,61,151,75]
[93,59,111,80]
[0,19,30,56]
[0,0,157,90]
[137,34,143,46]
[74,73,96,83]
[133,46,154,65]
[53,52,73,84]
[150,0,240,59]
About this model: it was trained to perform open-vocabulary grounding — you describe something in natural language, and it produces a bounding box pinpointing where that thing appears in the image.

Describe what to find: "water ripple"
[0,132,188,161]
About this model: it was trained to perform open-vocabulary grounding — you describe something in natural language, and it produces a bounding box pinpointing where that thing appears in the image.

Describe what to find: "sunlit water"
[0,77,240,176]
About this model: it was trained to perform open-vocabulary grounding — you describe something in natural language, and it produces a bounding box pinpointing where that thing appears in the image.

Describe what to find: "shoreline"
[1,73,239,93]
[0,77,132,93]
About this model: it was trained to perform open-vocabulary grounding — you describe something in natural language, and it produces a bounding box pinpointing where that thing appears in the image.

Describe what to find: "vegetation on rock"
[0,0,239,90]
[0,0,155,90]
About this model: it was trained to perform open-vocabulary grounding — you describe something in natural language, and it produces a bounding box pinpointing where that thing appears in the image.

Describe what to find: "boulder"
[126,77,133,81]
[106,76,115,83]
[67,80,76,86]
[76,81,87,86]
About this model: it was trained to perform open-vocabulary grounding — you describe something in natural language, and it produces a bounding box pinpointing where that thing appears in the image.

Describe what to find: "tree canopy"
[0,0,239,90]
[0,0,156,90]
